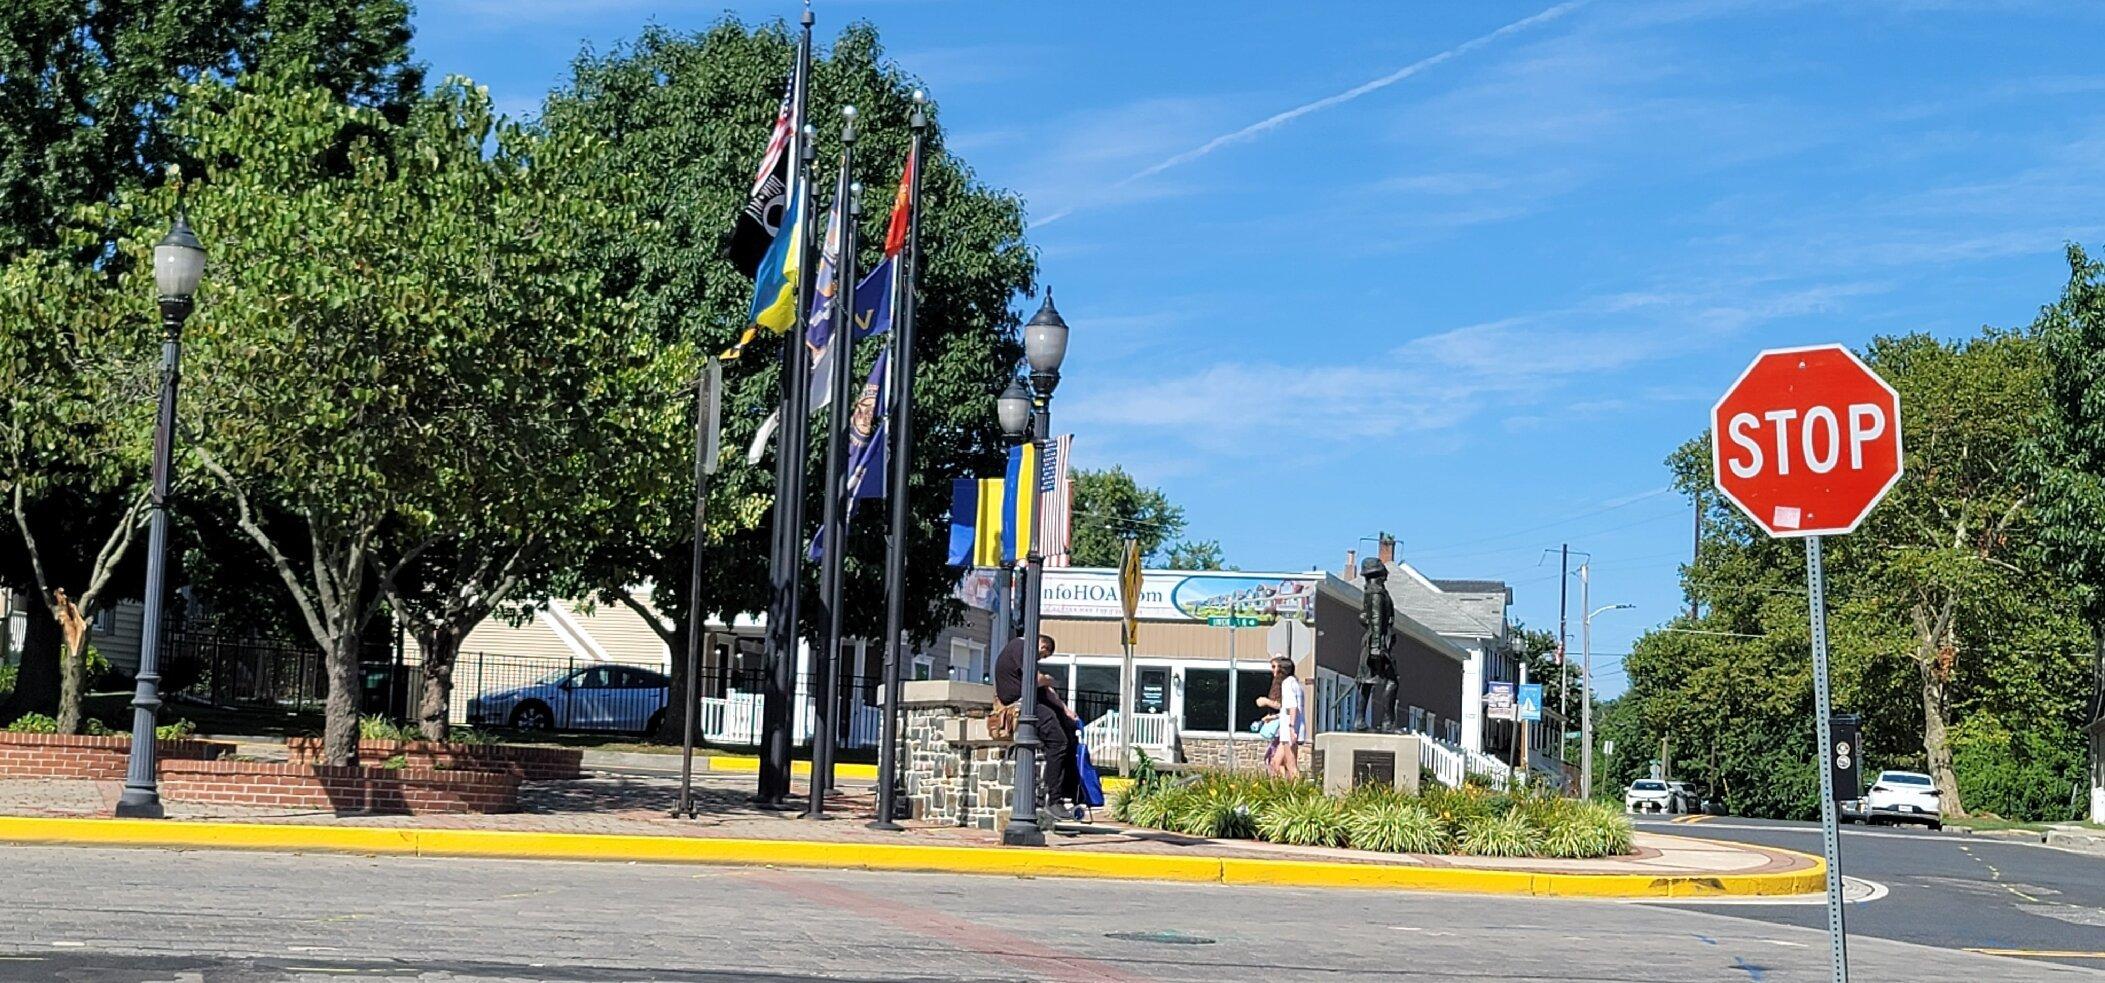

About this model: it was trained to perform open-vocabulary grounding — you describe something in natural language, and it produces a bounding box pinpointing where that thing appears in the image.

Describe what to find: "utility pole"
[1581,562,1593,800]
[1557,543,1569,770]
[1690,490,1702,621]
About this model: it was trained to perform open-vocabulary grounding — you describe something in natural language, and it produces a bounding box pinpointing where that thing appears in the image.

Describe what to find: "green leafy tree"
[536,20,1035,738]
[1068,466,1223,569]
[2029,244,2105,823]
[1622,331,2089,820]
[0,0,419,729]
[35,72,685,764]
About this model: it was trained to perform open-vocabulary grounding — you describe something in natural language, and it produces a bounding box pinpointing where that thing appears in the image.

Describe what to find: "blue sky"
[414,1,2105,696]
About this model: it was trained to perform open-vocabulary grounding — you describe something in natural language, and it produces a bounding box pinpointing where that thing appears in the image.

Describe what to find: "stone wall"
[1178,735,1312,774]
[895,681,1052,834]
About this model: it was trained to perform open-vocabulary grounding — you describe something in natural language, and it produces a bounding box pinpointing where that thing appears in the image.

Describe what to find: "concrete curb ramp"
[0,817,1823,899]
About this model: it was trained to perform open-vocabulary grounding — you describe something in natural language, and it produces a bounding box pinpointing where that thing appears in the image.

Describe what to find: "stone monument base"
[1313,732,1420,797]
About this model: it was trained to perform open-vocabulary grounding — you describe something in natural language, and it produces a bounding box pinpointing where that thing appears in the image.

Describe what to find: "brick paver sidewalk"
[0,772,1811,878]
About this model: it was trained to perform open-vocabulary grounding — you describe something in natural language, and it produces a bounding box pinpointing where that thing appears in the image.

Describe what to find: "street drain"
[1105,931,1216,945]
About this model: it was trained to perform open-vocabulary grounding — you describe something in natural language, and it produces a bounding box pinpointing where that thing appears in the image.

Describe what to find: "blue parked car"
[468,664,672,734]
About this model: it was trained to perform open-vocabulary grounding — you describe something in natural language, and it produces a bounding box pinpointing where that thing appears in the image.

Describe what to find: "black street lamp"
[116,213,204,819]
[1002,292,1068,847]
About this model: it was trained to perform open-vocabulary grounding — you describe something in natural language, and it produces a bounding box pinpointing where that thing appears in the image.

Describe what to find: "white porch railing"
[698,690,881,747]
[1084,710,1174,764]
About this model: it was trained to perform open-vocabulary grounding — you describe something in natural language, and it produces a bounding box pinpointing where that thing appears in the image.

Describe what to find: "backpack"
[988,699,1020,742]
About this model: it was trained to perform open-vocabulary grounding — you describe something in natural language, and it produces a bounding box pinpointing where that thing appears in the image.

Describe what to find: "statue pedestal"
[1314,732,1420,797]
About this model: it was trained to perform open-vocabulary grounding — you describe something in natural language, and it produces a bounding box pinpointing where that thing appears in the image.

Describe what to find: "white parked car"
[1858,770,1943,830]
[1625,779,1675,814]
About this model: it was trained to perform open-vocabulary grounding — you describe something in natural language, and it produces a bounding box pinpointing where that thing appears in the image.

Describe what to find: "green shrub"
[155,718,198,740]
[5,713,58,733]
[446,727,498,746]
[1255,792,1349,847]
[82,719,113,736]
[0,662,17,697]
[1457,810,1534,857]
[1346,796,1448,853]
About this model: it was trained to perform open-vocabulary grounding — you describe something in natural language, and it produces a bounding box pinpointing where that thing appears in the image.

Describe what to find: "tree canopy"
[1068,465,1224,569]
[1613,329,2093,821]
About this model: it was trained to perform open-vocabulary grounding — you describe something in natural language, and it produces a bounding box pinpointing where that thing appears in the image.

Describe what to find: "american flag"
[1038,434,1074,567]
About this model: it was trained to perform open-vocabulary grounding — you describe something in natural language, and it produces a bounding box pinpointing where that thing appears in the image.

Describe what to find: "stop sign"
[1711,344,1903,538]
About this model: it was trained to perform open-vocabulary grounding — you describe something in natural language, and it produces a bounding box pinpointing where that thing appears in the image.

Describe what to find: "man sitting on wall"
[995,634,1078,815]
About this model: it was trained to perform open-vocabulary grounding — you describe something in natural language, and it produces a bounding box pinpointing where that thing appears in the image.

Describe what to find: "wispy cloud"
[1032,0,1590,227]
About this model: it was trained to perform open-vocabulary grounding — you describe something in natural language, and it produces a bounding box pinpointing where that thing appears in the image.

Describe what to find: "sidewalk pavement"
[0,771,1819,898]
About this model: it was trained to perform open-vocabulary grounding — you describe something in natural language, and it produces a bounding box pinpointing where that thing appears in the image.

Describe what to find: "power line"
[1394,487,1678,560]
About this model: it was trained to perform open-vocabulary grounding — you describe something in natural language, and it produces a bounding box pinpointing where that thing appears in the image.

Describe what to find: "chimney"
[1344,549,1358,579]
[1378,533,1396,565]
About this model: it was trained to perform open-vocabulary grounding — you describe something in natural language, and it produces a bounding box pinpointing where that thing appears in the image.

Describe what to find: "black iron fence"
[156,629,892,746]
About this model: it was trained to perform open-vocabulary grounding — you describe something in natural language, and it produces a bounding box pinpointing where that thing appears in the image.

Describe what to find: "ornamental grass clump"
[1456,809,1535,857]
[1254,790,1350,847]
[1345,795,1448,853]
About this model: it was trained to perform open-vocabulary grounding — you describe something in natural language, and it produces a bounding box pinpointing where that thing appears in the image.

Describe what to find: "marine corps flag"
[729,78,795,278]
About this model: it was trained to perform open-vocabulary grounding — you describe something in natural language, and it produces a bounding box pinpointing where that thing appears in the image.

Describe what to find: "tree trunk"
[53,592,89,735]
[655,619,691,745]
[322,633,363,766]
[1920,658,1965,816]
[0,611,61,722]
[416,626,461,743]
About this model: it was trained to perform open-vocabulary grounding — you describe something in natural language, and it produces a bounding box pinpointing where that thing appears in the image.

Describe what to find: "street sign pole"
[1227,600,1239,774]
[1806,534,1849,983]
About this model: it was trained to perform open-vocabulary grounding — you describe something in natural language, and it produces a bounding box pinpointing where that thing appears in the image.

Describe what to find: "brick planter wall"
[285,738,582,780]
[0,732,233,781]
[159,759,520,814]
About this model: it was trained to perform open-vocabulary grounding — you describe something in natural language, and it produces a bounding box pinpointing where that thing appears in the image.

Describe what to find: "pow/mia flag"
[729,78,795,278]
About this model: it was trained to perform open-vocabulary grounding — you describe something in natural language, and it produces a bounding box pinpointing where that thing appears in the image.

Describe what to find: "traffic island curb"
[0,816,1826,898]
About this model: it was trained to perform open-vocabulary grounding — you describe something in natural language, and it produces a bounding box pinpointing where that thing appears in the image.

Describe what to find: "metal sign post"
[675,359,723,820]
[1806,534,1849,983]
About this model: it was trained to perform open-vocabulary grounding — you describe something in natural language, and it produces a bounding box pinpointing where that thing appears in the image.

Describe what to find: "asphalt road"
[1633,813,2105,970]
[3,845,2102,982]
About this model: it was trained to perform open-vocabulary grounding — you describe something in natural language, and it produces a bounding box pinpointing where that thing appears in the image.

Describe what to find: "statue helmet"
[1359,555,1387,581]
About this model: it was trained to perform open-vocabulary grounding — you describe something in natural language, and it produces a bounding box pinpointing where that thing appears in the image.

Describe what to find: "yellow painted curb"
[0,816,1825,898]
[701,756,879,781]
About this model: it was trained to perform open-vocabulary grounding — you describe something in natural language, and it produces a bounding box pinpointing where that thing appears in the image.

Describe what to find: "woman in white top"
[1257,655,1304,780]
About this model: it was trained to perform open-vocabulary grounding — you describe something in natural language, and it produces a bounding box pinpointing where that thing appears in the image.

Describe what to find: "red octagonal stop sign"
[1711,344,1903,538]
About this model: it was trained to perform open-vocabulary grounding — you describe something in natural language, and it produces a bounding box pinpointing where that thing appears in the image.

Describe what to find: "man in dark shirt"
[994,634,1075,814]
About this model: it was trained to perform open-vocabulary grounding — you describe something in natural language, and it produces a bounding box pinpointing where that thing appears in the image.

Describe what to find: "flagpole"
[759,8,816,807]
[807,108,860,820]
[871,94,927,831]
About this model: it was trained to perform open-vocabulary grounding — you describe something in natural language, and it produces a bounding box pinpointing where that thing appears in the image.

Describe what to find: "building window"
[1181,668,1276,733]
[950,639,987,683]
[1071,665,1120,724]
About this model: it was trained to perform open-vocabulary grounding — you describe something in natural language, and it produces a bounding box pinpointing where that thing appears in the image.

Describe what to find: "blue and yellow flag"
[746,192,804,334]
[1001,443,1038,564]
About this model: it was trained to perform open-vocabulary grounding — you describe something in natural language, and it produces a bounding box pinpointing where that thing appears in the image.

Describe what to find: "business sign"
[1517,683,1544,723]
[969,569,1318,623]
[1484,681,1515,716]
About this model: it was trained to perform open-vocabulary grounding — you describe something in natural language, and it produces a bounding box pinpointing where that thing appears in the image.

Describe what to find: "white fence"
[698,690,882,748]
[1082,710,1174,765]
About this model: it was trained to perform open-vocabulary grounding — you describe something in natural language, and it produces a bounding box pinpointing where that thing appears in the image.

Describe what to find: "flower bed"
[1113,770,1634,859]
[159,758,519,814]
[285,737,582,780]
[0,731,233,781]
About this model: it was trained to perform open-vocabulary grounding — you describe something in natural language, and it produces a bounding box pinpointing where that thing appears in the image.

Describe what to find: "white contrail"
[1033,0,1588,227]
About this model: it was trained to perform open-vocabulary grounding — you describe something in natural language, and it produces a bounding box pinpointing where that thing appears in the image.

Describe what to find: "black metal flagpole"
[758,8,816,807]
[871,93,927,831]
[807,108,859,819]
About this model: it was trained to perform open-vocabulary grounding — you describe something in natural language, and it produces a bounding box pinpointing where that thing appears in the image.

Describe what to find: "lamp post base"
[113,793,164,820]
[865,820,904,832]
[1001,823,1046,847]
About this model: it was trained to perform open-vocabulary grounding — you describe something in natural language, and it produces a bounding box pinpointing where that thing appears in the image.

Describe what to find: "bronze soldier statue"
[1358,556,1398,731]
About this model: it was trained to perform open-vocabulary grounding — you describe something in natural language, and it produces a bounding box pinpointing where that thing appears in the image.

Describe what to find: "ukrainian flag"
[746,191,804,334]
[1002,443,1037,564]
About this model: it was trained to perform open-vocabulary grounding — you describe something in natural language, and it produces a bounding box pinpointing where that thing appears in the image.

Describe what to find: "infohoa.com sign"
[1033,570,1318,623]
